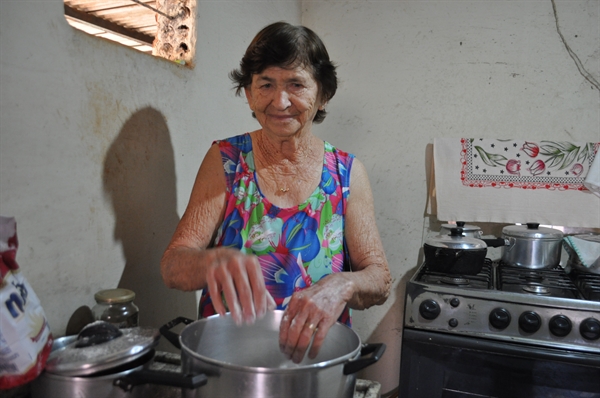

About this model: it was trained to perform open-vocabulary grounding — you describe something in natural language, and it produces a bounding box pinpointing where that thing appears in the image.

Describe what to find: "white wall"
[302,0,599,393]
[1,0,598,395]
[0,0,301,352]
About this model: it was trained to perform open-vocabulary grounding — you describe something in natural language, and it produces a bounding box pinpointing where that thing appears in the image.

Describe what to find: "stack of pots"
[424,227,502,275]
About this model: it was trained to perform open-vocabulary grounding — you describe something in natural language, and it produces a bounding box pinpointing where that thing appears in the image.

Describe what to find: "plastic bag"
[0,216,53,389]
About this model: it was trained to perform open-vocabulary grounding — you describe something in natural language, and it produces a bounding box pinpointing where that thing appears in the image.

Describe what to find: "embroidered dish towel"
[433,138,600,228]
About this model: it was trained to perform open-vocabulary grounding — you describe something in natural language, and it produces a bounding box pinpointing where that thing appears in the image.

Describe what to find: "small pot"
[440,221,483,239]
[424,228,489,275]
[500,223,564,269]
[160,311,385,398]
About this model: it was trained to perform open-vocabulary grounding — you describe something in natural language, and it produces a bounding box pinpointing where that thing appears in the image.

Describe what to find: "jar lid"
[95,288,136,304]
[44,323,159,376]
[502,223,564,240]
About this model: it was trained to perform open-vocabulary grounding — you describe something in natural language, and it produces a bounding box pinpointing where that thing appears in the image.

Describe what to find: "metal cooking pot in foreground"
[160,310,386,398]
[501,223,564,269]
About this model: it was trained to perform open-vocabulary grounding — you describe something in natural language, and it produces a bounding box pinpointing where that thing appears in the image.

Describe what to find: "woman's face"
[244,65,324,139]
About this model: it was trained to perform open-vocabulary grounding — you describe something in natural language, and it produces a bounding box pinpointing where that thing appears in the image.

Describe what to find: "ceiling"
[64,0,158,52]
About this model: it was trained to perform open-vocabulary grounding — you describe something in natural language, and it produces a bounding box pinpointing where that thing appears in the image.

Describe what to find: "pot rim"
[37,357,147,382]
[180,340,361,374]
[179,311,362,374]
[502,223,564,240]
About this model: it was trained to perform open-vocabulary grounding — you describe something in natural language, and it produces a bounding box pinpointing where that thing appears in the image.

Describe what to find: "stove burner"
[441,277,470,286]
[523,273,544,283]
[497,265,581,299]
[416,259,493,290]
[522,284,551,295]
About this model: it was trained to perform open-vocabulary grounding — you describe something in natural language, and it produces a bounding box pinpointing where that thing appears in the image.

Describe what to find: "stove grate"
[497,264,581,299]
[569,271,600,302]
[417,258,493,290]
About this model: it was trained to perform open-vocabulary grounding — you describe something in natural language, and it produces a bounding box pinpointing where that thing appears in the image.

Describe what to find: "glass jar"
[92,288,139,328]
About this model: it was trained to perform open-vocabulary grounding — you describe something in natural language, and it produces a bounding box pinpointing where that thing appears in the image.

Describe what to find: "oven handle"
[403,329,600,368]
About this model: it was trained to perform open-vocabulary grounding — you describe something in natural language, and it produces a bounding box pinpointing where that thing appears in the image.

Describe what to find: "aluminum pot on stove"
[500,223,564,269]
[160,310,386,398]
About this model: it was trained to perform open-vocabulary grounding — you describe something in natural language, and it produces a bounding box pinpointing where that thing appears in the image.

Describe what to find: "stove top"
[414,260,599,301]
[405,260,600,354]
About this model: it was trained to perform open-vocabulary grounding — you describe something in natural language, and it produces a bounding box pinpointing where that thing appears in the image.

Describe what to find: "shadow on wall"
[102,107,197,351]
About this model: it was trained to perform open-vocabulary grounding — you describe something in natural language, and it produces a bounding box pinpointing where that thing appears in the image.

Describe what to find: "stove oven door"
[399,329,600,398]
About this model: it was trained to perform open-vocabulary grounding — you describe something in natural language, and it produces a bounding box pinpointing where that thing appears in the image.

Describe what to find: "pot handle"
[505,237,517,253]
[160,316,195,350]
[114,369,207,392]
[481,238,508,248]
[342,343,386,375]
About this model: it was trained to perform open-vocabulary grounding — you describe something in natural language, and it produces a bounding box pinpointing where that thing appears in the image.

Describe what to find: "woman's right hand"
[206,247,276,325]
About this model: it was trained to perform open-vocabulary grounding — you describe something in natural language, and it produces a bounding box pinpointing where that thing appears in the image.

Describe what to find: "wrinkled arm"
[341,157,392,308]
[279,158,391,362]
[160,144,227,291]
[160,144,275,324]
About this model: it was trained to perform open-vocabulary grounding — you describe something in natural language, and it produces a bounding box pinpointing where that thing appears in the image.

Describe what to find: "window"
[64,0,196,67]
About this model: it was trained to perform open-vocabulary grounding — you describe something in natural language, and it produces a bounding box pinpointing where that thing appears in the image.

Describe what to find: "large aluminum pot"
[160,310,385,398]
[501,223,564,269]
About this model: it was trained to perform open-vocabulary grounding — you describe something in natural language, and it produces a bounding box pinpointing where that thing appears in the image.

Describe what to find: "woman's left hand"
[278,274,353,363]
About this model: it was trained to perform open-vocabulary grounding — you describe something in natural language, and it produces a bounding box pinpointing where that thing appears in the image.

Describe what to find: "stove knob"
[419,299,441,320]
[580,318,600,341]
[450,298,460,307]
[448,318,458,328]
[519,311,541,334]
[489,308,511,330]
[549,315,572,337]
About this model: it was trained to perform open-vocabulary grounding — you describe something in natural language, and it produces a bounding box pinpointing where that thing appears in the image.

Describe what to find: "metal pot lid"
[502,223,564,240]
[44,322,159,376]
[441,221,481,233]
[426,228,487,250]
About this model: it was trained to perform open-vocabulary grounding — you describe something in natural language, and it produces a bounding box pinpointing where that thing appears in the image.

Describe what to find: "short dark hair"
[230,22,337,124]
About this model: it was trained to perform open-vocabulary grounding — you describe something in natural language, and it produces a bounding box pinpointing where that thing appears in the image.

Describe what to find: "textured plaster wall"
[1,0,598,394]
[303,0,599,393]
[0,0,301,352]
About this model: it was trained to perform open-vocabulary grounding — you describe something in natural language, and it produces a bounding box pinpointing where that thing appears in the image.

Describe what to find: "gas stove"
[404,260,600,355]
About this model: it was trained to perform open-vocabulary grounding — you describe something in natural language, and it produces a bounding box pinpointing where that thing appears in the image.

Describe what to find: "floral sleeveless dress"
[199,133,354,326]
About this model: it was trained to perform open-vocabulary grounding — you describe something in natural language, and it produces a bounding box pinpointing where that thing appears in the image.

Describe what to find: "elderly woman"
[161,21,391,363]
